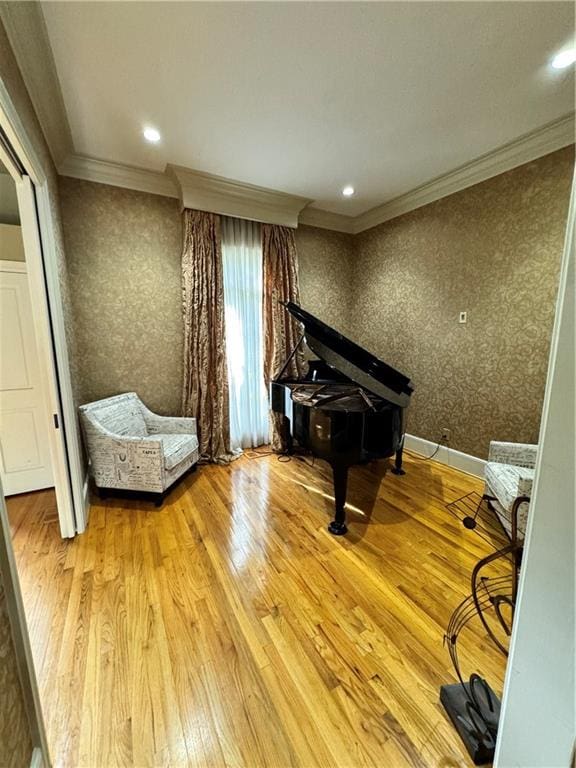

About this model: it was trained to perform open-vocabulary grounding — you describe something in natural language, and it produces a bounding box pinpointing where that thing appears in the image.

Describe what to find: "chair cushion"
[485,462,534,512]
[158,433,199,470]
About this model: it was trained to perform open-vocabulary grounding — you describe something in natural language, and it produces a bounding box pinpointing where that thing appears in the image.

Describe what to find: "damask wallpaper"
[0,571,33,768]
[60,148,572,460]
[296,224,354,335]
[59,178,184,416]
[59,182,355,415]
[350,146,574,459]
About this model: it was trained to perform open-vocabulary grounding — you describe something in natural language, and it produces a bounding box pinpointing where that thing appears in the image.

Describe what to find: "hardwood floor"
[7,451,507,768]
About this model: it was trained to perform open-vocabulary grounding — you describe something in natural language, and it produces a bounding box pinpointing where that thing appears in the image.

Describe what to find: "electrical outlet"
[441,428,451,443]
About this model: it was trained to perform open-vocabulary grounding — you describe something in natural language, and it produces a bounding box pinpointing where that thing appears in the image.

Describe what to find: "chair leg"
[510,495,529,602]
[483,493,496,513]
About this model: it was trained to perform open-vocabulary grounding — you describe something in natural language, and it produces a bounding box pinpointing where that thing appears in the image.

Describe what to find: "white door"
[0,262,53,494]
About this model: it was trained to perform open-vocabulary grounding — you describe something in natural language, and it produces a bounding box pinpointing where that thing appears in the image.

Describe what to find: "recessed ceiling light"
[143,127,161,143]
[342,186,355,197]
[551,48,576,69]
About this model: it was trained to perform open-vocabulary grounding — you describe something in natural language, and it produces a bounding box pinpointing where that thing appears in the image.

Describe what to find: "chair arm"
[142,409,197,436]
[488,441,538,469]
[516,469,534,499]
[80,414,165,483]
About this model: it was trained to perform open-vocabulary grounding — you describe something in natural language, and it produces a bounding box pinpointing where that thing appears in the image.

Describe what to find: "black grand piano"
[271,302,414,535]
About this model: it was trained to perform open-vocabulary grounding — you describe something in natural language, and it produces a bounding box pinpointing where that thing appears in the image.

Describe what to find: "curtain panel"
[181,209,231,462]
[222,217,269,451]
[262,224,306,451]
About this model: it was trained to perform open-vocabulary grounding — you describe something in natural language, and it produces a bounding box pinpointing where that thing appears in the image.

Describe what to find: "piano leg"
[391,445,406,475]
[328,463,348,536]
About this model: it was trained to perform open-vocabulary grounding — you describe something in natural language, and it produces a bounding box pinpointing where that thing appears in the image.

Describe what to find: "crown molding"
[56,112,574,233]
[353,113,575,234]
[299,206,355,234]
[0,1,73,167]
[167,164,312,228]
[59,154,179,198]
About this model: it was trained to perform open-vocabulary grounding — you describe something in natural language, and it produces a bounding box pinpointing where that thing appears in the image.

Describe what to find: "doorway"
[0,181,54,495]
[0,81,87,768]
[0,107,85,538]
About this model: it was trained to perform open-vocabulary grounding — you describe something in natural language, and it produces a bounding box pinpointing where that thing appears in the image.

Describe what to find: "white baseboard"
[404,433,486,479]
[30,747,44,768]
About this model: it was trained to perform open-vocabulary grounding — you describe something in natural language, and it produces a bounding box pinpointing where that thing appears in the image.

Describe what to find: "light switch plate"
[459,311,467,324]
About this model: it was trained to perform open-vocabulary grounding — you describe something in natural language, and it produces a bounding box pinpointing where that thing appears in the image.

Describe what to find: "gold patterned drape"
[262,224,306,451]
[181,209,231,462]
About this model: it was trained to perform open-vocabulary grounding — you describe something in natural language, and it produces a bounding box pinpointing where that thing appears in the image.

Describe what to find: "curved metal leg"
[471,543,517,656]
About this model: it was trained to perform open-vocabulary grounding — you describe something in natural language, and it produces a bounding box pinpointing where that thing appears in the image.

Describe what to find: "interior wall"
[0,170,20,224]
[0,169,24,260]
[58,179,355,412]
[296,224,354,335]
[59,177,184,414]
[350,146,574,459]
[0,20,81,760]
[0,16,83,433]
[0,223,25,261]
[0,568,33,768]
[58,148,572,456]
[494,168,574,768]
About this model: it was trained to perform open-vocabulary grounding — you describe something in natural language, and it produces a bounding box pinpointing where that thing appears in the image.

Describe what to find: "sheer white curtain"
[222,217,269,451]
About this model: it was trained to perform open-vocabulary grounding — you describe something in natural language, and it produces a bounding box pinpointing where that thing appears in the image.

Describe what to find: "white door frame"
[15,176,76,537]
[34,178,87,532]
[0,81,86,536]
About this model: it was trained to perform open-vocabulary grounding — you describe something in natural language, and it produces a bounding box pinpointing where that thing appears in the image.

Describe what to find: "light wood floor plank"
[7,451,507,767]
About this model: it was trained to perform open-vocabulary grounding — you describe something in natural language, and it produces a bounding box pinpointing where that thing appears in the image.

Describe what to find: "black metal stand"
[440,491,526,764]
[446,491,526,654]
[440,678,500,765]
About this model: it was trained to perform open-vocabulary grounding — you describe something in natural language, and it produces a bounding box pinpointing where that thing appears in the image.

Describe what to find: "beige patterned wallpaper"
[59,181,355,414]
[0,571,33,768]
[351,146,574,459]
[296,224,354,335]
[59,178,184,415]
[60,148,572,460]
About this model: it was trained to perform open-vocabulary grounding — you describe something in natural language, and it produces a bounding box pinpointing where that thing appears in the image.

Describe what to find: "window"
[222,217,269,451]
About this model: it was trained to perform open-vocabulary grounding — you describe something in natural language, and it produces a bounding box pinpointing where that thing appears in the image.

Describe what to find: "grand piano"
[271,302,414,535]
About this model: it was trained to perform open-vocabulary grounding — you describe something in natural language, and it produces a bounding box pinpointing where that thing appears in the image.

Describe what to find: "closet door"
[0,262,53,494]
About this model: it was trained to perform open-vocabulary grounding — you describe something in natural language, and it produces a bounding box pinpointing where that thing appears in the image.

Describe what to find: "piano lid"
[284,301,414,408]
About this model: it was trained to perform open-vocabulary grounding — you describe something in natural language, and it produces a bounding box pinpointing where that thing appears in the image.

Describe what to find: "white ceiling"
[41,1,574,216]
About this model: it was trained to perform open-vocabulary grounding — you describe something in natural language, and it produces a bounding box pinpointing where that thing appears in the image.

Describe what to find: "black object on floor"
[440,678,501,765]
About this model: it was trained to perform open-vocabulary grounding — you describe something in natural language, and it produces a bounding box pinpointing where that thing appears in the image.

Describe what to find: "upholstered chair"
[79,392,199,504]
[484,441,538,542]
